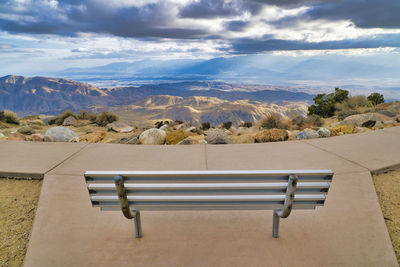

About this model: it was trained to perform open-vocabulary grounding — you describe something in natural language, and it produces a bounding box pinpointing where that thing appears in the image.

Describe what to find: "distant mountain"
[57,55,400,87]
[0,75,108,115]
[0,75,313,124]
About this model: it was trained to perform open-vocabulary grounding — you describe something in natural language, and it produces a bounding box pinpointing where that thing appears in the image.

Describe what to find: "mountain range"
[0,75,313,125]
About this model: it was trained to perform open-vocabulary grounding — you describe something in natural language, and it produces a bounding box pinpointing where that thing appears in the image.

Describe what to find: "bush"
[0,110,19,124]
[222,121,232,129]
[308,88,349,118]
[55,110,79,125]
[292,115,322,129]
[88,113,97,122]
[79,110,90,120]
[165,130,189,145]
[96,111,118,126]
[154,121,169,128]
[259,114,288,129]
[240,122,252,128]
[367,93,384,106]
[335,95,373,120]
[201,122,211,130]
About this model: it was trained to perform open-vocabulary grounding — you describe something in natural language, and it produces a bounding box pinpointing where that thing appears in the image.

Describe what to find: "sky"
[0,0,400,76]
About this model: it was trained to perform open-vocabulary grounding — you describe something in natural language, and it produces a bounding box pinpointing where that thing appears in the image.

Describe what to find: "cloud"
[179,0,260,18]
[0,1,208,39]
[228,34,400,54]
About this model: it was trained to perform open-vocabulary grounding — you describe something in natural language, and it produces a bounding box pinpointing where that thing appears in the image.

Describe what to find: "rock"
[8,132,26,141]
[81,132,107,143]
[224,129,232,135]
[198,140,207,144]
[396,115,400,123]
[334,125,354,134]
[113,134,140,144]
[205,129,233,144]
[43,135,55,142]
[0,133,7,140]
[45,127,79,142]
[255,129,288,143]
[185,126,197,133]
[31,133,44,141]
[40,116,57,125]
[159,124,168,131]
[62,116,78,126]
[17,126,35,135]
[354,127,370,134]
[374,121,384,129]
[177,138,192,145]
[287,130,300,140]
[295,128,320,140]
[166,130,189,145]
[317,128,331,138]
[107,122,134,133]
[139,128,166,145]
[340,113,385,128]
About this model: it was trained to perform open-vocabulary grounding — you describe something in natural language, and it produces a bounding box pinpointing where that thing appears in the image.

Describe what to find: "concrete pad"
[49,143,207,175]
[0,141,87,178]
[0,140,6,144]
[205,141,367,174]
[304,127,400,171]
[25,172,397,266]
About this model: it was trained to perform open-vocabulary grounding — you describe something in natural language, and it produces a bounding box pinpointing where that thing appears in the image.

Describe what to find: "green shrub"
[222,121,232,129]
[308,88,349,118]
[55,110,79,125]
[367,93,384,105]
[166,130,189,145]
[0,110,19,124]
[201,122,211,130]
[88,113,97,122]
[96,111,118,126]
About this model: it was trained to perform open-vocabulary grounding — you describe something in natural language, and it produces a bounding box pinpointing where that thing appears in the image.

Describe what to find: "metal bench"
[84,170,333,238]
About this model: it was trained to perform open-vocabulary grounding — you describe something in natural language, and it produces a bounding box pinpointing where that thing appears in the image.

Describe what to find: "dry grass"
[0,178,42,267]
[372,171,400,263]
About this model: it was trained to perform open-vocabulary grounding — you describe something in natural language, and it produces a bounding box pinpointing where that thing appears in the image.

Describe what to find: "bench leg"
[272,211,279,238]
[134,211,142,238]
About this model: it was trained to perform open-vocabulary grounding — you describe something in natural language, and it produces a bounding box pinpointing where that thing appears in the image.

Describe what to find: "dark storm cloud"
[179,0,261,19]
[0,1,207,39]
[306,0,400,29]
[228,34,400,54]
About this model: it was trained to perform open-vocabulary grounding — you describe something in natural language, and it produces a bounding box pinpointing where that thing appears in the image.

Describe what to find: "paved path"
[1,127,399,266]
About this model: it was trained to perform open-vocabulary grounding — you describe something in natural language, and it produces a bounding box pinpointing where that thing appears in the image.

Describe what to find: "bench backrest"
[85,170,333,211]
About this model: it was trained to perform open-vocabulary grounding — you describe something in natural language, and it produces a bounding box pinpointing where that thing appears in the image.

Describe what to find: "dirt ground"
[0,178,42,267]
[372,171,400,263]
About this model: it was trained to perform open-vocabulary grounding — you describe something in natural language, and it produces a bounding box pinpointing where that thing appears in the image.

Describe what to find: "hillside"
[0,75,313,124]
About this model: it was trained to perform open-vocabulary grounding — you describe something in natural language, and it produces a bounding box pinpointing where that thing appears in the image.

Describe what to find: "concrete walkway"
[1,127,399,266]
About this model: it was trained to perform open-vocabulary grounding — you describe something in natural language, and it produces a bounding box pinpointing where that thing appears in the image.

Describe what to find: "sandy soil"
[372,171,400,263]
[0,178,42,267]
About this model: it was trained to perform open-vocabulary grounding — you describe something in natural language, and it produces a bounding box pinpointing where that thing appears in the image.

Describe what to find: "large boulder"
[295,128,319,140]
[45,127,79,142]
[340,113,384,128]
[317,128,331,138]
[8,132,26,141]
[107,122,134,133]
[139,128,166,145]
[17,126,35,135]
[205,129,233,144]
[62,116,78,126]
[255,129,288,143]
[43,135,55,142]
